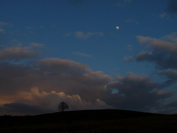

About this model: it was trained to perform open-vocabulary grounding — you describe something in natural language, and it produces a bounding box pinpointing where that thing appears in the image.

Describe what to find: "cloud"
[0,57,113,115]
[160,100,177,114]
[0,47,40,60]
[163,32,177,43]
[130,34,177,113]
[135,35,177,69]
[0,62,41,95]
[0,46,176,115]
[35,58,111,101]
[167,0,177,14]
[22,87,111,111]
[0,57,111,97]
[0,87,112,115]
[0,66,173,115]
[72,52,93,58]
[160,69,177,80]
[37,58,91,75]
[67,31,104,40]
[0,22,11,27]
[106,74,171,111]
[159,69,177,88]
[127,44,133,51]
[0,22,12,34]
[0,29,5,34]
[30,42,44,48]
[125,18,138,24]
[158,13,168,18]
[158,0,177,18]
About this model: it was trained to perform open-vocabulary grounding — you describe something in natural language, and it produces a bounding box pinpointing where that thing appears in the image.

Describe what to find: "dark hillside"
[0,109,177,133]
[0,109,160,124]
[34,109,160,120]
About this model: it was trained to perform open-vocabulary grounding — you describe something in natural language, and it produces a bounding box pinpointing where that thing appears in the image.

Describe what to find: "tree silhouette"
[58,101,69,112]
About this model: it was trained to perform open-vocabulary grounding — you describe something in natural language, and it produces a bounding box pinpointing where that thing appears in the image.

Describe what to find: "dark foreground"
[0,109,177,133]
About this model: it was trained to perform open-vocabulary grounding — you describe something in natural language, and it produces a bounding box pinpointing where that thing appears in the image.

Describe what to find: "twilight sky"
[0,0,177,115]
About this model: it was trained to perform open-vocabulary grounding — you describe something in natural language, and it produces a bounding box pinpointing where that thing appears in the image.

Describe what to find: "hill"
[0,109,177,133]
[35,109,158,119]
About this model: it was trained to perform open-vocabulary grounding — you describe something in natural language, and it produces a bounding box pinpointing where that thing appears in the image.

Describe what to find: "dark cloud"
[0,68,173,114]
[162,100,177,114]
[37,58,91,75]
[160,70,177,79]
[0,86,112,115]
[33,58,111,101]
[0,57,174,115]
[135,36,177,69]
[134,35,177,92]
[0,56,113,115]
[0,62,41,95]
[105,74,170,111]
[159,70,177,88]
[167,0,177,14]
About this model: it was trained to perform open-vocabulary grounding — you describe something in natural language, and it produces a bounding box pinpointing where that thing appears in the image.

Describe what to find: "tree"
[58,101,69,112]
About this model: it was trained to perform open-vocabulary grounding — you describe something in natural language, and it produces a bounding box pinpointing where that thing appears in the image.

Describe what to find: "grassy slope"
[0,109,177,133]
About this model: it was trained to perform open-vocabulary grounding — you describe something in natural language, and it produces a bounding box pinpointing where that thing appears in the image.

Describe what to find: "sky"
[0,0,177,115]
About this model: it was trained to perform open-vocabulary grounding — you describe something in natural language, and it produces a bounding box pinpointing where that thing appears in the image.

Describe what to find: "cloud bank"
[1,32,177,115]
[135,35,177,69]
[0,44,176,115]
[0,47,40,60]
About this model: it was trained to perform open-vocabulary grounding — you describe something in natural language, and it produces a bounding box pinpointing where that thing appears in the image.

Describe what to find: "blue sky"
[0,0,177,115]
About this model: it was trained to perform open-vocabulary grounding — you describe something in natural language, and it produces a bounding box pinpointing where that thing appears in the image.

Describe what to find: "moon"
[115,26,120,30]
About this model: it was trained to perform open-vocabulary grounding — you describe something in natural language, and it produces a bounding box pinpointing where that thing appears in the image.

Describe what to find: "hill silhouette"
[0,109,177,133]
[34,109,160,120]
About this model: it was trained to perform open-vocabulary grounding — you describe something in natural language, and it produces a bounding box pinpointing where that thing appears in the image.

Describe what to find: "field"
[0,109,177,133]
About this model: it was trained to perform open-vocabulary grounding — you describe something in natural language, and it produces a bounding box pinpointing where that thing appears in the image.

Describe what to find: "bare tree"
[58,101,69,112]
